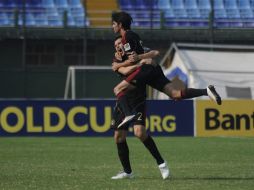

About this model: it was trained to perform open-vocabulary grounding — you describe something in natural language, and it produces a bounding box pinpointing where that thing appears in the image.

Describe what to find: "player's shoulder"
[125,30,140,39]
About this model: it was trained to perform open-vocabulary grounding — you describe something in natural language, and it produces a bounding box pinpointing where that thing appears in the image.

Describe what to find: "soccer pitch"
[0,137,253,190]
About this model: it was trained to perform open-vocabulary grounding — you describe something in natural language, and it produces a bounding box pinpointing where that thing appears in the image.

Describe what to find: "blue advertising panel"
[146,100,194,136]
[0,100,194,136]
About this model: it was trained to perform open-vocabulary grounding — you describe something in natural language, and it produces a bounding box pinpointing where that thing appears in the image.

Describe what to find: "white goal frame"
[64,65,112,99]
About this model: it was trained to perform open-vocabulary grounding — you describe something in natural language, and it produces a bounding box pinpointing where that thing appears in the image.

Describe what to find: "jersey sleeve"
[122,32,138,53]
[122,31,144,54]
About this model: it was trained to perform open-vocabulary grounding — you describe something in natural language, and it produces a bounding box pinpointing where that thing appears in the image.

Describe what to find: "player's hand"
[128,51,139,62]
[112,62,119,71]
[115,52,122,61]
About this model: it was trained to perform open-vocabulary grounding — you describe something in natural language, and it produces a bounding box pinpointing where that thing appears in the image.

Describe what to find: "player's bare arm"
[112,55,135,71]
[128,50,160,62]
[117,63,142,75]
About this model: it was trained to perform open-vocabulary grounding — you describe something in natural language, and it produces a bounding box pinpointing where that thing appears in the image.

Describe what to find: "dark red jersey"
[121,30,144,55]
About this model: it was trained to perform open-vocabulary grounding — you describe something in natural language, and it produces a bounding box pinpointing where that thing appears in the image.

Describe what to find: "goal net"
[64,65,119,99]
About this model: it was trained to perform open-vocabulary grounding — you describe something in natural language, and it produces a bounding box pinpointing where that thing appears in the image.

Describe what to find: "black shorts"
[111,88,146,131]
[125,64,171,92]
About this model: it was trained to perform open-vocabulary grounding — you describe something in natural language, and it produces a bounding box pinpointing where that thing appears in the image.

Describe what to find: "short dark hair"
[114,35,122,42]
[112,11,133,30]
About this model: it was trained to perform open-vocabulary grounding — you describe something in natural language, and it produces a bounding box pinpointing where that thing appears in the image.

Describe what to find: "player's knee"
[114,132,126,143]
[134,129,147,141]
[171,90,181,100]
[114,135,126,143]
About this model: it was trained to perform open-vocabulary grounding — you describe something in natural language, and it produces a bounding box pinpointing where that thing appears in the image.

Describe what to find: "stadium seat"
[144,0,158,10]
[15,1,23,8]
[46,6,62,27]
[75,15,89,27]
[42,0,55,8]
[18,12,36,26]
[214,0,225,10]
[71,7,85,19]
[198,0,211,18]
[241,12,254,27]
[0,12,10,26]
[185,0,199,20]
[198,0,211,10]
[55,0,68,17]
[224,0,238,10]
[66,12,75,27]
[131,0,146,10]
[145,11,161,28]
[69,0,83,8]
[48,15,62,27]
[238,0,253,27]
[185,0,198,10]
[34,13,49,26]
[118,0,132,10]
[251,0,254,8]
[157,0,171,10]
[55,0,68,9]
[240,8,253,18]
[134,10,158,28]
[171,0,189,27]
[187,9,207,27]
[214,9,229,27]
[175,10,190,27]
[69,0,85,18]
[238,0,251,10]
[46,7,58,17]
[3,0,16,8]
[29,0,42,8]
[171,0,185,9]
[226,9,243,27]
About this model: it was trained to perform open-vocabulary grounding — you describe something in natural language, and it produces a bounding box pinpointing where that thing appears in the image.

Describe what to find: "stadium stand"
[86,0,117,27]
[0,0,88,27]
[0,0,254,28]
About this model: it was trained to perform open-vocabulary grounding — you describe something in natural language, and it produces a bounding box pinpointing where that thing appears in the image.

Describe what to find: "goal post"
[64,65,112,99]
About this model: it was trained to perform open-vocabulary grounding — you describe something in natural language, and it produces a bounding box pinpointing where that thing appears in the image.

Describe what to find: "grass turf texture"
[0,137,253,190]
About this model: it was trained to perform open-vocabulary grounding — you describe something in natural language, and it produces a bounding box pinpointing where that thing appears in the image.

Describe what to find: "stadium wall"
[1,28,254,98]
[0,100,253,137]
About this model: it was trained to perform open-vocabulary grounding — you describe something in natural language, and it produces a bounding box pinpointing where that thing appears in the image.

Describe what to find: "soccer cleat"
[158,161,170,180]
[111,171,134,179]
[117,114,136,129]
[207,85,222,105]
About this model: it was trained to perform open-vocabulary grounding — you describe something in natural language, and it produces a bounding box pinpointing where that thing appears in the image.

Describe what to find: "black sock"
[117,141,132,174]
[143,135,164,165]
[181,88,207,99]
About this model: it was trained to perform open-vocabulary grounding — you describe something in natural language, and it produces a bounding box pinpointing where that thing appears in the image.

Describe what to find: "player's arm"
[139,58,153,65]
[112,58,135,71]
[117,63,142,75]
[128,50,159,62]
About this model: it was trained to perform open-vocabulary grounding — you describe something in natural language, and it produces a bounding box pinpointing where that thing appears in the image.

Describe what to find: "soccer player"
[111,35,170,180]
[111,11,222,128]
[113,35,159,104]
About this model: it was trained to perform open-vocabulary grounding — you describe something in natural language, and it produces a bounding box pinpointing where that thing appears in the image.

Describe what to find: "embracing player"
[111,11,222,128]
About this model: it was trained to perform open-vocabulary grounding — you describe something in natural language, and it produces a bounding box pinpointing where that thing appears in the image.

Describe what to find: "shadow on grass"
[139,176,254,181]
[172,177,254,181]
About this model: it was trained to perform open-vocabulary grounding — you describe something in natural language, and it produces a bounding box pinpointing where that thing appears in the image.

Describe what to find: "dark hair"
[112,11,133,30]
[114,35,122,42]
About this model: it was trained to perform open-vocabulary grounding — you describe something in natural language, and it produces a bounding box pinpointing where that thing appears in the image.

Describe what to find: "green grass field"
[0,137,253,190]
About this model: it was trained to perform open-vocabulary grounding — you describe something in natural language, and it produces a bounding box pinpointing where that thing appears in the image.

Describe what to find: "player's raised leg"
[207,85,222,105]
